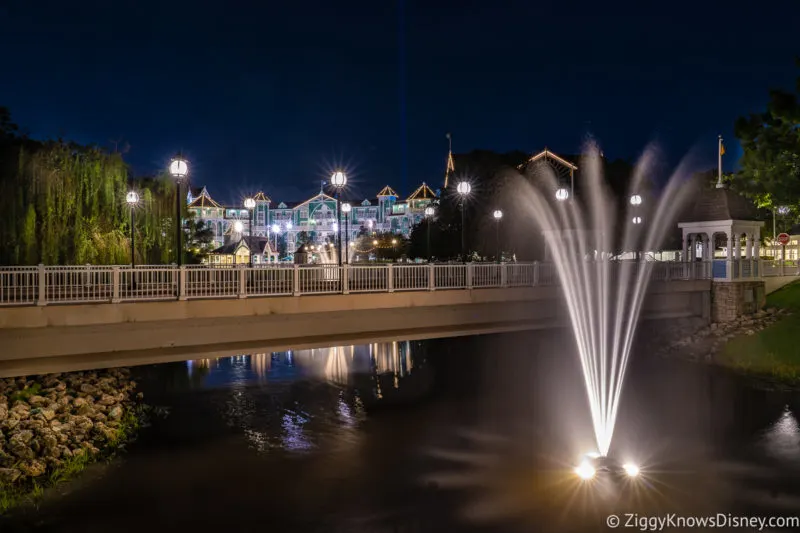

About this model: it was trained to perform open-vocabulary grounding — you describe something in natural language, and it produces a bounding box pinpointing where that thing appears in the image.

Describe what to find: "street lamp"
[632,216,642,225]
[493,209,503,263]
[126,191,139,268]
[244,197,256,265]
[424,205,435,262]
[630,194,643,206]
[233,220,244,233]
[330,170,347,266]
[555,187,569,201]
[271,223,280,259]
[169,156,189,266]
[456,181,471,261]
[342,202,352,264]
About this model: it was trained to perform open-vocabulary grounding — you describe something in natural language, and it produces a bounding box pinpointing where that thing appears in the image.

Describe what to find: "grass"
[9,383,42,404]
[0,404,145,515]
[717,280,800,384]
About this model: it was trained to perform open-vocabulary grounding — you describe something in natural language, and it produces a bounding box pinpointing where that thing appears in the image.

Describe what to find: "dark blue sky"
[1,0,799,203]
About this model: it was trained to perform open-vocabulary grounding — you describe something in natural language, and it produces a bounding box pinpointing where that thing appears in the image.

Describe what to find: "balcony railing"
[0,260,779,308]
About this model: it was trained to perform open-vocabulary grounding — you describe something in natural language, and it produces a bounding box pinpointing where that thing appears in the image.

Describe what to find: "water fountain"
[520,144,694,457]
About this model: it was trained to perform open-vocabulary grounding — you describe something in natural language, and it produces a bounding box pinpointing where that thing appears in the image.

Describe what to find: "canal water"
[6,330,800,532]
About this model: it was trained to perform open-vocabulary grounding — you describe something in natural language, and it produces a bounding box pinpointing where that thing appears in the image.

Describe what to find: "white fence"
[0,260,754,308]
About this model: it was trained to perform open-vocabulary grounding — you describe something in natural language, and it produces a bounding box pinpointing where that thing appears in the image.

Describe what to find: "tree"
[732,61,800,211]
[184,215,215,264]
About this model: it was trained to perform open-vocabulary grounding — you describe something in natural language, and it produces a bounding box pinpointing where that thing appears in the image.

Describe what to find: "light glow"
[169,158,188,178]
[233,221,244,233]
[632,216,642,224]
[125,191,139,205]
[493,209,503,220]
[271,223,280,233]
[424,206,435,217]
[623,463,640,477]
[243,197,256,210]
[331,170,347,188]
[575,461,596,480]
[456,181,471,196]
[630,194,642,206]
[342,202,352,213]
[555,188,569,201]
[286,222,293,230]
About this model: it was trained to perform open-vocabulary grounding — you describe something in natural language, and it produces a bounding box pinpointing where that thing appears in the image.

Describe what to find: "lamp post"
[271,223,280,261]
[126,191,139,268]
[493,209,503,262]
[244,197,256,266]
[342,203,352,264]
[456,181,471,261]
[424,205,435,262]
[331,170,347,266]
[630,195,643,260]
[169,156,189,266]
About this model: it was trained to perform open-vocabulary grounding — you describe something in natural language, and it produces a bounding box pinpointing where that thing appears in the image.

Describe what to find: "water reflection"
[184,341,416,388]
[758,406,800,463]
[178,341,425,454]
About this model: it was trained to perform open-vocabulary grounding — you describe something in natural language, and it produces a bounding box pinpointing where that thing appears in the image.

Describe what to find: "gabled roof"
[187,186,223,209]
[295,191,336,209]
[210,236,272,256]
[361,199,372,206]
[276,201,288,209]
[377,185,398,197]
[407,182,437,201]
[522,149,578,171]
[681,187,760,223]
[253,191,271,203]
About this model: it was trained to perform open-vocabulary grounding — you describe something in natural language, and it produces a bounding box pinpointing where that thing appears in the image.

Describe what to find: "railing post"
[178,266,187,300]
[428,264,435,291]
[293,264,300,296]
[502,262,509,287]
[532,261,539,287]
[111,266,121,303]
[387,264,394,293]
[238,265,247,299]
[342,264,349,294]
[466,263,473,289]
[37,263,47,306]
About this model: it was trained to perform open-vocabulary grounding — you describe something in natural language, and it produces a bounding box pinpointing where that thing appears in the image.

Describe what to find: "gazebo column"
[681,234,688,262]
[705,233,713,261]
[726,230,734,279]
[690,235,697,261]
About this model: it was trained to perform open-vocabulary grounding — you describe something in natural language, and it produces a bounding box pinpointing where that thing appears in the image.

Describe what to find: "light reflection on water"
[758,406,800,463]
[181,341,420,453]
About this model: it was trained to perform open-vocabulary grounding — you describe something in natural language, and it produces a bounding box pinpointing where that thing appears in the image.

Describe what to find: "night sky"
[1,0,799,203]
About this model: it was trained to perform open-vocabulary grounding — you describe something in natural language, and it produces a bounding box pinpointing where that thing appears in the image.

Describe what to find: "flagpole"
[716,135,723,189]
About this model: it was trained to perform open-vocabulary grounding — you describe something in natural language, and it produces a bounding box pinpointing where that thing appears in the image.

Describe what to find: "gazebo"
[677,187,764,280]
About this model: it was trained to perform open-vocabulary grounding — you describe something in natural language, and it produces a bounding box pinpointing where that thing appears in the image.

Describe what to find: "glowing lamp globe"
[330,171,347,188]
[630,194,642,206]
[233,221,244,233]
[169,157,188,179]
[332,222,338,232]
[632,216,642,225]
[286,222,293,230]
[555,188,569,201]
[391,239,397,245]
[271,223,280,233]
[778,206,790,215]
[424,206,435,217]
[493,209,503,220]
[341,202,352,213]
[456,181,471,196]
[349,242,354,247]
[126,191,139,205]
[243,198,256,210]
[372,239,378,246]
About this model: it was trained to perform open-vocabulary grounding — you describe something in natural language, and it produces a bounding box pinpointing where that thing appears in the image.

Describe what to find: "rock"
[27,395,47,407]
[0,404,7,422]
[10,403,30,418]
[0,467,22,484]
[19,459,46,477]
[40,408,57,422]
[9,431,35,459]
[79,383,97,394]
[72,397,88,408]
[3,416,20,430]
[108,405,123,420]
[71,415,94,433]
[97,394,117,406]
[746,330,755,336]
[77,404,94,417]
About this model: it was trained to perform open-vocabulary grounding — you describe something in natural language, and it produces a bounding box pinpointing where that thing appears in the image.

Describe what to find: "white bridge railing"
[0,260,752,308]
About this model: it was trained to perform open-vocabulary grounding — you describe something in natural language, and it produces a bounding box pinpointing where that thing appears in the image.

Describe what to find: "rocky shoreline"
[0,368,142,508]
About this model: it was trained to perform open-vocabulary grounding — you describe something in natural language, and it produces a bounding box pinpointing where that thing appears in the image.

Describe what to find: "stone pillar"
[753,237,760,259]
[690,235,697,261]
[705,233,713,261]
[745,234,753,259]
[681,235,688,261]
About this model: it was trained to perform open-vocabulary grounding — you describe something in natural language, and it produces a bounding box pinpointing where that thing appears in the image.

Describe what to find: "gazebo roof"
[187,187,222,209]
[252,191,271,203]
[681,187,759,223]
[377,185,398,197]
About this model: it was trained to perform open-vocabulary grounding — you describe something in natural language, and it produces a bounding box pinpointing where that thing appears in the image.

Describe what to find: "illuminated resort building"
[186,182,439,263]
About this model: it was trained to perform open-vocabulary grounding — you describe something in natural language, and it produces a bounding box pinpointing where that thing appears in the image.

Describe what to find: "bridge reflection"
[185,340,416,388]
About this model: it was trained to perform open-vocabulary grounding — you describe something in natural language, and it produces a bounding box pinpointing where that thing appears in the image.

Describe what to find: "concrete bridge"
[0,262,714,377]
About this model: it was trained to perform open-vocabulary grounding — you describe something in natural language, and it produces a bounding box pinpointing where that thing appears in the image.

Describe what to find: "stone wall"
[711,280,766,323]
